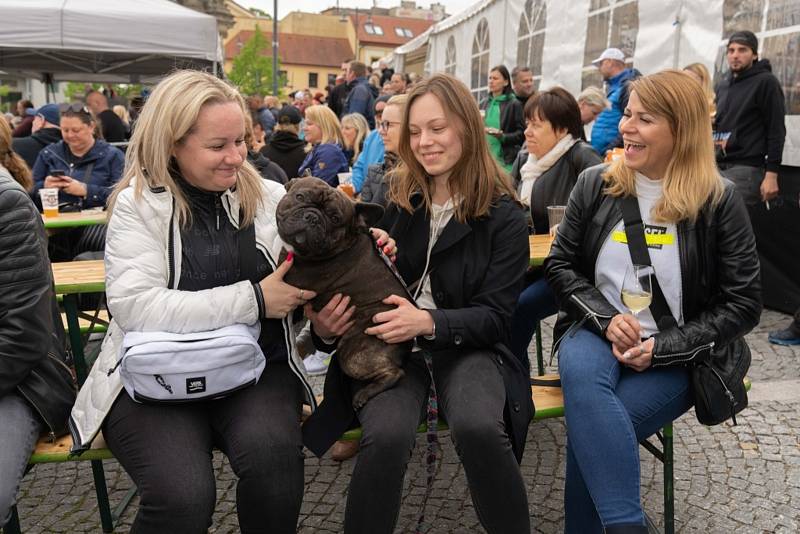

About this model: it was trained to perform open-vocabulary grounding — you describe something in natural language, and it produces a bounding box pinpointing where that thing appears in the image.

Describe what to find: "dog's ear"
[284,178,301,192]
[354,202,385,228]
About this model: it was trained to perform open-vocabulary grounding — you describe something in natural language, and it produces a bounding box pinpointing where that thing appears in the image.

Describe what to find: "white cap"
[591,47,626,66]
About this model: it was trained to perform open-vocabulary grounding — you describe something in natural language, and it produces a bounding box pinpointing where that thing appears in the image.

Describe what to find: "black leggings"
[344,350,530,534]
[104,362,304,534]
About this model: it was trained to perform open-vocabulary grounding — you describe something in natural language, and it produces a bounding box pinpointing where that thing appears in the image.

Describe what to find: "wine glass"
[621,264,653,316]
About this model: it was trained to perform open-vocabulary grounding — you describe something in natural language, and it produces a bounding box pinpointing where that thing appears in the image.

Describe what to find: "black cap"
[728,30,758,54]
[278,105,302,125]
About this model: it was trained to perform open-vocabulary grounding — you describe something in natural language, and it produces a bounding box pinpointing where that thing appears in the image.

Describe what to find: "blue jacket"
[351,129,385,193]
[591,68,640,155]
[32,139,124,209]
[256,106,276,140]
[298,143,349,186]
[343,77,377,129]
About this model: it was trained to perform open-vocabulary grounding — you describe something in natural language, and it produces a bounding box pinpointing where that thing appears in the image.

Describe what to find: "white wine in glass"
[621,264,654,315]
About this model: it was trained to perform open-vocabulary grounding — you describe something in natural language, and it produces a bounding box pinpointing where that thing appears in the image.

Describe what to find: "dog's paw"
[352,390,371,411]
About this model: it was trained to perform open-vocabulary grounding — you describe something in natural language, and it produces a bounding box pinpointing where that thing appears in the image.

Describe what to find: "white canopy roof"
[0,0,221,83]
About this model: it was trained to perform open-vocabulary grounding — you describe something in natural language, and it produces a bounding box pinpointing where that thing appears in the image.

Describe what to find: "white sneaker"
[303,350,332,376]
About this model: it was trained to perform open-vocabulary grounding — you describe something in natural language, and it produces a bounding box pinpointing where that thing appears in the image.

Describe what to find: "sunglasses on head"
[59,103,91,115]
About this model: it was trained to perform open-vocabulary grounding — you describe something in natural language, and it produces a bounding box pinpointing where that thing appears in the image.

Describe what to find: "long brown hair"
[108,70,263,227]
[389,73,516,222]
[0,116,32,190]
[603,70,723,223]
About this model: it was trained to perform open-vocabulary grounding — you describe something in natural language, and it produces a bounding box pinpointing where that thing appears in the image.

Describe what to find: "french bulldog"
[276,177,410,409]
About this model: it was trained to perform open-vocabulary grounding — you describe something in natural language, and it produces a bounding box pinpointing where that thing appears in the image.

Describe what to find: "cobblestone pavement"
[14,310,800,533]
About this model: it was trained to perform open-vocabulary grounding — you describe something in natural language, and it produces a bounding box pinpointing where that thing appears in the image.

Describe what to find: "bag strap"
[619,196,677,330]
[238,213,258,283]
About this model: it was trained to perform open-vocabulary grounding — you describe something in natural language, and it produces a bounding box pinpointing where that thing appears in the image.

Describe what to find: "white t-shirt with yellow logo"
[594,173,684,337]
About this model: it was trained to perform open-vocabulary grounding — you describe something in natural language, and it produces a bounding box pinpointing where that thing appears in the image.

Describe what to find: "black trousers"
[104,362,304,534]
[344,350,530,534]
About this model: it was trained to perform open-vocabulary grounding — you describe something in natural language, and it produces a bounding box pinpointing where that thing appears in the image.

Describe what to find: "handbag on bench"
[619,195,749,426]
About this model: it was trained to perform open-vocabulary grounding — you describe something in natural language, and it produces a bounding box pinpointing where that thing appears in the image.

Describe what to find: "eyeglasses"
[59,103,91,115]
[378,120,400,132]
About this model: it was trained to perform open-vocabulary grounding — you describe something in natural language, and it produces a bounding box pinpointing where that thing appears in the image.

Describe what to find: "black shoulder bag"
[619,196,749,426]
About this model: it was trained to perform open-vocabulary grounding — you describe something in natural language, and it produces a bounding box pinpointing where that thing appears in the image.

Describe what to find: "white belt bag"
[118,323,266,403]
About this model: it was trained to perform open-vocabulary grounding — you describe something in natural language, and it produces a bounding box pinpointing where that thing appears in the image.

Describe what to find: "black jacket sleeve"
[0,184,55,397]
[761,76,786,173]
[651,184,762,364]
[501,98,526,149]
[544,170,619,337]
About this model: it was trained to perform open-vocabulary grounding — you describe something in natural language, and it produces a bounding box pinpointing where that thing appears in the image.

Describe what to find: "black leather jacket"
[0,172,76,438]
[544,165,762,366]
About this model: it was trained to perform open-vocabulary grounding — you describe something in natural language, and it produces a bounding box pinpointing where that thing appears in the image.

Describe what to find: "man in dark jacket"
[12,104,62,168]
[86,91,127,142]
[0,172,76,528]
[343,61,377,129]
[511,66,536,105]
[714,30,786,206]
[262,106,307,179]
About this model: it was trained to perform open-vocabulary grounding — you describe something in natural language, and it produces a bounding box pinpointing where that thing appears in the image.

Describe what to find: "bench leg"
[2,505,21,534]
[535,321,545,376]
[91,460,115,533]
[662,423,674,534]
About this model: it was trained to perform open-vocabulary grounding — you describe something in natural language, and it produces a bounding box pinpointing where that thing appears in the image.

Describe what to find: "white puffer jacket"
[69,177,316,452]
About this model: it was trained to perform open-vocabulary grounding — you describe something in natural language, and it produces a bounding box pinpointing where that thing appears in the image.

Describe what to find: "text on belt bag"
[619,195,749,426]
[117,220,266,403]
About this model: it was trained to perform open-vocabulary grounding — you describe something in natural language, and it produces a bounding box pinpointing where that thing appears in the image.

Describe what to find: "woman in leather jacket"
[0,117,76,527]
[544,71,761,534]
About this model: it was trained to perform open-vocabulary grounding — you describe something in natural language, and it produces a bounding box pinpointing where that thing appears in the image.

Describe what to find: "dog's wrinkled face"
[276,177,358,260]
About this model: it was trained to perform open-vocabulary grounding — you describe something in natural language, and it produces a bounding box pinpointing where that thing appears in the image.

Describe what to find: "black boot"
[604,524,649,534]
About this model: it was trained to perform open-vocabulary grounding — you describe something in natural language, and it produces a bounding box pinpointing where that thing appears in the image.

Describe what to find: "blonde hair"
[304,105,344,148]
[108,70,263,227]
[389,73,517,223]
[340,113,369,161]
[577,86,609,111]
[603,70,723,223]
[0,115,32,190]
[112,104,130,126]
[683,62,717,119]
[274,121,300,135]
[386,93,409,109]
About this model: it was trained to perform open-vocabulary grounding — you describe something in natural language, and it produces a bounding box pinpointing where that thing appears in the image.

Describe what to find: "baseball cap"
[591,47,626,66]
[278,105,302,125]
[28,103,60,126]
[728,30,758,54]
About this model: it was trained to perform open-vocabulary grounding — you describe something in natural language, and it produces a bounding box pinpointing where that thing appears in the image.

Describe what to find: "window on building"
[328,73,337,86]
[517,0,547,91]
[715,0,800,115]
[308,72,318,88]
[445,35,457,75]
[581,0,639,90]
[470,18,490,102]
[365,23,384,35]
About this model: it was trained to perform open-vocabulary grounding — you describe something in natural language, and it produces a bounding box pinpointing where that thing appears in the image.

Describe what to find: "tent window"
[581,0,639,90]
[445,35,457,75]
[471,18,490,102]
[516,0,547,90]
[714,0,800,115]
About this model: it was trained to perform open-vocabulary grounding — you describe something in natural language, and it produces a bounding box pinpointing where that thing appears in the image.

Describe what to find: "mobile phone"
[51,170,66,177]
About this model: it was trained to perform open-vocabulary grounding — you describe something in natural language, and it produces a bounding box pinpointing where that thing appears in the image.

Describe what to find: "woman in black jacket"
[0,117,75,527]
[337,73,532,534]
[480,65,525,172]
[544,71,761,534]
[508,87,601,371]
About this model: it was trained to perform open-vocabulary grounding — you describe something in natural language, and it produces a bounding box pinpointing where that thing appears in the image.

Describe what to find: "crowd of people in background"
[0,25,795,534]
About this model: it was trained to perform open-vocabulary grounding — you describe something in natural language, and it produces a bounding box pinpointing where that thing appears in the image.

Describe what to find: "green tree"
[228,26,281,96]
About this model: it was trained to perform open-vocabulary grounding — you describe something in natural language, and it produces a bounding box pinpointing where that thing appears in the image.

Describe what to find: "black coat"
[0,172,76,438]
[262,131,307,180]
[544,165,762,365]
[510,141,602,234]
[12,127,62,169]
[480,95,525,165]
[247,150,288,185]
[302,193,534,460]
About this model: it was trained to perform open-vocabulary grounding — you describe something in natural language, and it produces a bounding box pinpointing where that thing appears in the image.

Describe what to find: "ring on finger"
[298,289,305,300]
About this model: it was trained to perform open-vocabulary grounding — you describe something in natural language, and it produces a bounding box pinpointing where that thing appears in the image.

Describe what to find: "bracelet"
[423,319,436,341]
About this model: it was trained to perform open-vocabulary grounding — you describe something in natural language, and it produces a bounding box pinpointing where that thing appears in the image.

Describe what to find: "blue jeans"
[558,328,692,533]
[0,394,43,527]
[509,277,558,372]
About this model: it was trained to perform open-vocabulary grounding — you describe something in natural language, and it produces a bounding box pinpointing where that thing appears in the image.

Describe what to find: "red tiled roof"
[349,14,435,47]
[226,30,353,68]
